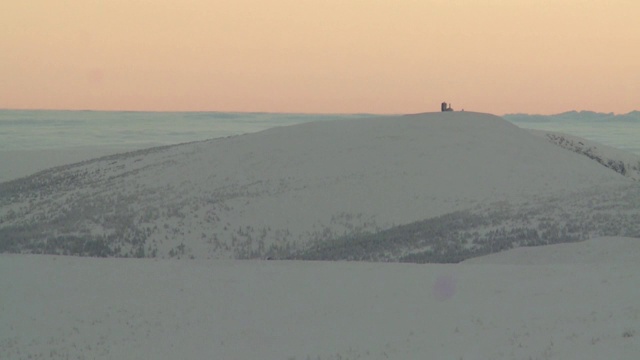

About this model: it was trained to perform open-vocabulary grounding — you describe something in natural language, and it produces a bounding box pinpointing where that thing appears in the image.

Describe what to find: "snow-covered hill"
[0,112,638,260]
[2,236,639,359]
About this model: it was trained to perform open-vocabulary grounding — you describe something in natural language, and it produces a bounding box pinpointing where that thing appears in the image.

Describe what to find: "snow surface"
[1,112,637,260]
[0,145,150,183]
[463,236,640,265]
[2,236,639,359]
[527,129,640,180]
[2,112,640,358]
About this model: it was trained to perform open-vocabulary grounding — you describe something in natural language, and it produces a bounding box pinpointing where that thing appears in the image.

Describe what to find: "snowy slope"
[464,236,640,264]
[0,112,637,260]
[2,237,639,360]
[528,129,640,180]
[0,145,152,183]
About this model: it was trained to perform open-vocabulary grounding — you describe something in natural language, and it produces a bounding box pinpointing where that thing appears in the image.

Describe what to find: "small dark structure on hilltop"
[441,102,453,112]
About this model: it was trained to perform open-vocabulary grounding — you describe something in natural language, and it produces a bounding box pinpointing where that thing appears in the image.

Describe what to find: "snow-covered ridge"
[0,112,637,261]
[528,129,640,180]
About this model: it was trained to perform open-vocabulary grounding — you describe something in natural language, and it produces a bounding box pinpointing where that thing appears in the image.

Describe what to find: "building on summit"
[441,102,453,112]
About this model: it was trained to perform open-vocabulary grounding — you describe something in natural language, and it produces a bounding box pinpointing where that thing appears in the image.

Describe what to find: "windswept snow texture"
[504,110,640,155]
[1,112,638,261]
[1,237,640,359]
[527,129,640,180]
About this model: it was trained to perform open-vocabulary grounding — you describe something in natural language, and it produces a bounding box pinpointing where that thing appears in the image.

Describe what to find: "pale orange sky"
[1,0,638,114]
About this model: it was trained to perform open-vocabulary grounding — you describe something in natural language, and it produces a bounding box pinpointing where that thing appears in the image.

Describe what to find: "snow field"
[2,237,639,359]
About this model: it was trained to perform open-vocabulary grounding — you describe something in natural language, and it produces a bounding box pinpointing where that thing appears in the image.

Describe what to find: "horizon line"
[1,107,639,117]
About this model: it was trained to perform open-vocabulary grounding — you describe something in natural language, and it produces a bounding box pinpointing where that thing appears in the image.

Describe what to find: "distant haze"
[2,1,639,114]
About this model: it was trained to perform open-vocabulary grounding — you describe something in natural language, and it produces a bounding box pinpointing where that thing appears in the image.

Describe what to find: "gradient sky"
[2,0,639,114]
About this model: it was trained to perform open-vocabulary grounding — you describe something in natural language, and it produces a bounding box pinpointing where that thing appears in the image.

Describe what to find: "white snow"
[463,236,640,265]
[2,112,640,358]
[527,129,640,180]
[0,145,151,183]
[2,236,639,359]
[1,112,635,259]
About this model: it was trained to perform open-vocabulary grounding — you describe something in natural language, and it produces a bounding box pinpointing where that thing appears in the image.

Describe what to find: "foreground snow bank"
[2,237,639,359]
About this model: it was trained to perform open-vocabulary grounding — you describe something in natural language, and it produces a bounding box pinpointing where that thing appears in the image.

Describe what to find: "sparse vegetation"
[542,132,640,181]
[2,179,639,263]
[1,120,640,262]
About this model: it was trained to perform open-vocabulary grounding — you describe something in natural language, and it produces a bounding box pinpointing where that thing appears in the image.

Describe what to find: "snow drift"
[2,236,639,359]
[0,112,638,260]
